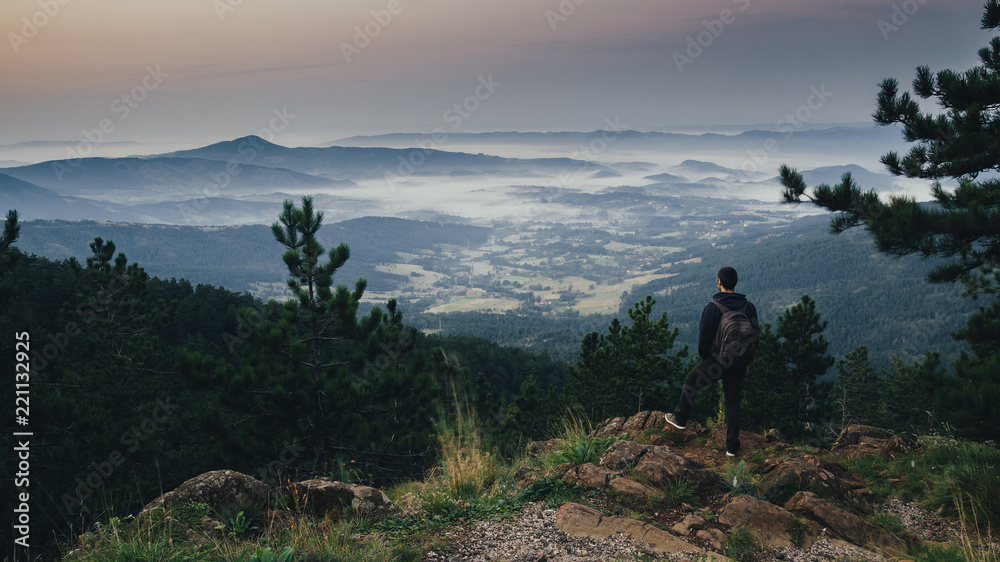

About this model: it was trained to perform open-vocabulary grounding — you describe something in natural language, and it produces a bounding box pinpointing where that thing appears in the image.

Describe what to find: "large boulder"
[600,440,718,490]
[554,502,713,557]
[287,479,397,520]
[718,494,819,550]
[561,463,662,499]
[525,438,561,459]
[140,470,270,516]
[591,416,629,438]
[758,454,872,514]
[562,463,617,490]
[785,491,908,556]
[598,440,650,469]
[592,410,705,440]
[832,425,919,459]
[620,410,671,434]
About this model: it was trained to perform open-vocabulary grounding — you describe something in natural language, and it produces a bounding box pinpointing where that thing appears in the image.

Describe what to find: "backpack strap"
[710,301,728,351]
[712,300,750,314]
[711,300,729,314]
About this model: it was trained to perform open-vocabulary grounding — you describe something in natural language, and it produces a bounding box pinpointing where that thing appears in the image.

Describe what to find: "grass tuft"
[724,525,760,561]
[551,412,620,466]
[431,391,499,502]
[722,460,761,497]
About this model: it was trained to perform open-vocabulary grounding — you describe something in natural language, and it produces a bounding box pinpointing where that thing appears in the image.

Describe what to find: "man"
[665,266,759,457]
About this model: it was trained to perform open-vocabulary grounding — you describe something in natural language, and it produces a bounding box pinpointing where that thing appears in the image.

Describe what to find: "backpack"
[712,300,759,367]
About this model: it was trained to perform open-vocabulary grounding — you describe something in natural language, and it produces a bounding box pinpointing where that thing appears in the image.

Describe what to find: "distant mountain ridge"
[330,126,906,152]
[155,135,613,180]
[0,172,145,222]
[2,155,344,195]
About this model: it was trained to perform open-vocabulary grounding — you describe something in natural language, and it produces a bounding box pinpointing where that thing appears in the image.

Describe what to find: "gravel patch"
[875,497,959,542]
[765,539,884,562]
[421,498,992,562]
[425,502,688,561]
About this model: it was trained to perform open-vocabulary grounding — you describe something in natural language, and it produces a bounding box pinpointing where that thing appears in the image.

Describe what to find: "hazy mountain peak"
[203,135,286,151]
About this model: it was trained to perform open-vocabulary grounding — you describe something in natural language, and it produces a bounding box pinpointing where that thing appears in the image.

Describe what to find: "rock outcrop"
[559,438,721,500]
[785,491,909,556]
[719,494,819,549]
[542,413,930,559]
[141,417,935,561]
[562,463,662,498]
[600,440,719,491]
[140,469,270,516]
[140,470,398,524]
[554,502,716,557]
[833,424,920,459]
[286,479,398,520]
[758,454,873,514]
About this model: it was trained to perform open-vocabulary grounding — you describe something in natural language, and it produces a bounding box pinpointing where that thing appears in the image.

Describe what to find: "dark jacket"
[697,292,759,360]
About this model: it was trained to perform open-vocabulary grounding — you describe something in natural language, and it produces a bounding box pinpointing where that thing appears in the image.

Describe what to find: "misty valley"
[0,126,972,366]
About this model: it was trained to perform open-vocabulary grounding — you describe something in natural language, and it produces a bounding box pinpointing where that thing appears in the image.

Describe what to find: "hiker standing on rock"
[665,266,759,458]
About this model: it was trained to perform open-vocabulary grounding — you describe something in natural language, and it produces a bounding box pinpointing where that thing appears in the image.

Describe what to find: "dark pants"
[673,358,747,454]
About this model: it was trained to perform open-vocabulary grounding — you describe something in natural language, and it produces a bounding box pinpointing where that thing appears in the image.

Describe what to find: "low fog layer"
[0,126,930,227]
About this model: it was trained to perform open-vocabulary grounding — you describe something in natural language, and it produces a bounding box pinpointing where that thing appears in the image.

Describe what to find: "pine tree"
[570,296,688,422]
[499,374,565,453]
[779,1,1000,438]
[32,240,180,536]
[743,296,834,439]
[0,209,19,276]
[742,323,785,430]
[244,197,385,467]
[879,353,945,431]
[834,346,882,428]
[183,197,449,475]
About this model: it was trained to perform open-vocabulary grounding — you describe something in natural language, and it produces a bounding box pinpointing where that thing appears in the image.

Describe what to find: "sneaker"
[664,413,686,430]
[726,451,738,458]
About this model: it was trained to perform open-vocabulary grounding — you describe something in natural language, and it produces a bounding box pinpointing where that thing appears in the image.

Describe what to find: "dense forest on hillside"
[13,212,976,370]
[13,217,492,296]
[0,211,568,557]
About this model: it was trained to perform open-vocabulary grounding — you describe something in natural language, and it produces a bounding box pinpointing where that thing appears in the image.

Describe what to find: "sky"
[0,0,990,147]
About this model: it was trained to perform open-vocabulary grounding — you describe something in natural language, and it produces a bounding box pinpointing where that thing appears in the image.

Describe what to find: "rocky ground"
[419,499,952,561]
[123,414,993,562]
[417,414,988,561]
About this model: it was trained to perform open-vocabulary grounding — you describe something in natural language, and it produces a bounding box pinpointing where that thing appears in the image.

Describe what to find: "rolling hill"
[2,156,344,197]
[155,135,614,180]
